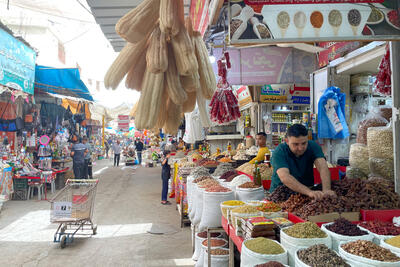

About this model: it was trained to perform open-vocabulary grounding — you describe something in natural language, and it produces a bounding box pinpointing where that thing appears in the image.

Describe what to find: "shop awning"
[34,65,94,101]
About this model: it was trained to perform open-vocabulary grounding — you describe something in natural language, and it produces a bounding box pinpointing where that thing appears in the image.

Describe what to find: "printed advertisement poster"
[260,84,310,104]
[0,28,36,94]
[229,0,400,43]
[52,201,72,219]
[232,85,253,107]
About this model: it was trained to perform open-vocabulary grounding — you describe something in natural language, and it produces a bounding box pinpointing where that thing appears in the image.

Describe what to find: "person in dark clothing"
[161,150,171,205]
[135,139,144,165]
[71,138,88,179]
[82,137,92,179]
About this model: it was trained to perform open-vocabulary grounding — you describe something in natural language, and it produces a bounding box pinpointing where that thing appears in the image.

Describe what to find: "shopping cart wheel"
[92,224,97,235]
[60,235,67,249]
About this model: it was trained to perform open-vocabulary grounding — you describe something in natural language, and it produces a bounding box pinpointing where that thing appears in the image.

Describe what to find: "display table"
[52,167,69,190]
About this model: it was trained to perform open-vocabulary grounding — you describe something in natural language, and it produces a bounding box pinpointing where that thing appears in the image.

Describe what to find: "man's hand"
[323,190,336,197]
[307,190,325,200]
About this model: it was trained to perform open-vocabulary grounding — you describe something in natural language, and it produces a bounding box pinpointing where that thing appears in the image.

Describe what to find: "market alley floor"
[0,159,193,267]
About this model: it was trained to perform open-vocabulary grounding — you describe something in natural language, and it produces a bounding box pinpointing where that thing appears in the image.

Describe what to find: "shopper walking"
[104,140,110,159]
[161,150,171,205]
[71,137,88,179]
[112,140,122,167]
[135,138,144,165]
[82,136,93,179]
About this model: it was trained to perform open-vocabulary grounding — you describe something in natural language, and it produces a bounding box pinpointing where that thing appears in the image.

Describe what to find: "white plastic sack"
[339,241,400,267]
[193,187,205,225]
[240,239,288,267]
[199,191,235,231]
[294,247,347,267]
[235,186,264,202]
[187,175,195,214]
[321,223,374,252]
[192,232,222,261]
[189,184,199,222]
[196,238,227,267]
[204,248,229,267]
[380,239,400,257]
[280,229,332,266]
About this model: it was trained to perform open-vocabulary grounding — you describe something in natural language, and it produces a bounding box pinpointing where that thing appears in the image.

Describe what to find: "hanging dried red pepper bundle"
[374,45,391,96]
[209,52,241,124]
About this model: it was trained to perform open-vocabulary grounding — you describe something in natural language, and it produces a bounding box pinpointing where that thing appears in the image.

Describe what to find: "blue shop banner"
[0,28,36,94]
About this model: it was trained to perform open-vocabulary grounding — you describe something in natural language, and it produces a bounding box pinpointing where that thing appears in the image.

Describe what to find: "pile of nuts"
[193,176,212,183]
[325,218,368,236]
[341,240,400,262]
[238,182,260,189]
[190,167,210,179]
[255,262,285,267]
[298,244,349,266]
[280,194,310,213]
[359,221,400,236]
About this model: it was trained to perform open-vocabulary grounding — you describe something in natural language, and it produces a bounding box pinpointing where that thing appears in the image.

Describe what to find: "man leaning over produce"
[270,124,336,200]
[249,132,270,164]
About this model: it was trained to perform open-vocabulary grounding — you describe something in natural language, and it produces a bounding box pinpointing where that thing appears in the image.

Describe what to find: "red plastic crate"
[313,167,339,184]
[360,209,400,222]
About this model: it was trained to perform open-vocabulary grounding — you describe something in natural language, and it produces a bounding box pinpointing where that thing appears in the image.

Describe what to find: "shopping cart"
[50,179,99,248]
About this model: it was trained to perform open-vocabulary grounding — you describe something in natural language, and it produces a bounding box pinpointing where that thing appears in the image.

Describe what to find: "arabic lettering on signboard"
[260,84,310,103]
[0,28,36,94]
[230,1,400,43]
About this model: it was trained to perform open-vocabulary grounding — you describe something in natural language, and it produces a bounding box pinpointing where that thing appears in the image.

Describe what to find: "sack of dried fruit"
[235,184,265,202]
[321,219,373,252]
[349,143,370,175]
[356,111,388,145]
[367,124,393,159]
[295,244,349,267]
[192,231,223,262]
[339,240,400,266]
[196,238,227,267]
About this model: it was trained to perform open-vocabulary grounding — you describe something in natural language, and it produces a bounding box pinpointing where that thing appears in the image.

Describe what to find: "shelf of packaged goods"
[272,110,310,113]
[206,134,244,140]
[272,121,290,124]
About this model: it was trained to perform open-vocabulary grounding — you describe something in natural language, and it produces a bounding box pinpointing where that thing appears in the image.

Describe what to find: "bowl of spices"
[241,237,288,266]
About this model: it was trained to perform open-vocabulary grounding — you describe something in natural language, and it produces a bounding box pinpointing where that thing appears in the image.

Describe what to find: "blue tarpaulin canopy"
[34,65,93,101]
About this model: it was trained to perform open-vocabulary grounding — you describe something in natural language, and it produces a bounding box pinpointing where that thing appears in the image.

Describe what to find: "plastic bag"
[240,239,288,267]
[189,184,198,221]
[369,157,394,181]
[339,241,400,267]
[187,175,195,213]
[235,187,265,202]
[204,248,229,267]
[321,223,374,252]
[280,229,332,266]
[317,86,349,139]
[198,191,235,231]
[378,106,393,122]
[193,187,205,225]
[345,166,368,179]
[349,143,370,175]
[367,124,393,159]
[356,111,388,145]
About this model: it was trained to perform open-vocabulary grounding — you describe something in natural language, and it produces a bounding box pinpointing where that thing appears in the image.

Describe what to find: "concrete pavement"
[0,158,193,267]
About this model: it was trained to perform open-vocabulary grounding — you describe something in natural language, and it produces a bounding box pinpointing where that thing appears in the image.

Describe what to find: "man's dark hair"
[256,132,267,138]
[163,150,171,156]
[287,124,308,137]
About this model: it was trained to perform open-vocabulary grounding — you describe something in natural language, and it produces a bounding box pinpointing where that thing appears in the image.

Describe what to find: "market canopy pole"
[102,115,105,148]
[390,41,400,194]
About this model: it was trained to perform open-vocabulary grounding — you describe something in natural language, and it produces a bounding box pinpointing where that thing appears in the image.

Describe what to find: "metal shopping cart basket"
[50,179,99,248]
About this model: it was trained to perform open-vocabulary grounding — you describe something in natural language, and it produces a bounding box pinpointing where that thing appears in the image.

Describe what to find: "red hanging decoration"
[374,45,391,96]
[209,52,241,124]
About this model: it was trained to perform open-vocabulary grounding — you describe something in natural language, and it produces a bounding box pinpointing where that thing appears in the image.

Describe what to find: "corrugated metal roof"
[87,0,191,52]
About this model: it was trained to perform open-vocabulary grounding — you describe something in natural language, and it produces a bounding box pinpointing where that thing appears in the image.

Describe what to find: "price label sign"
[53,201,72,219]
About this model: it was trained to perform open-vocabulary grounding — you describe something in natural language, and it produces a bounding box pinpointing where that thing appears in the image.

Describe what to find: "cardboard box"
[307,212,360,223]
